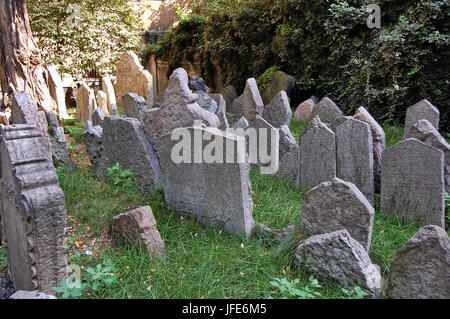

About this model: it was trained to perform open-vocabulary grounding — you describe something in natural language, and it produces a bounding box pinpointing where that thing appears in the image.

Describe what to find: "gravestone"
[210,93,229,130]
[310,97,343,123]
[232,116,249,130]
[261,71,295,105]
[99,116,162,194]
[83,122,103,169]
[387,225,450,299]
[261,90,292,128]
[300,178,375,252]
[380,138,445,228]
[46,64,69,119]
[188,76,207,92]
[122,93,147,122]
[230,78,264,123]
[158,127,255,237]
[195,90,217,114]
[294,98,316,121]
[277,125,300,183]
[404,99,440,135]
[76,82,96,123]
[403,119,450,193]
[354,106,386,193]
[336,118,375,204]
[142,68,220,152]
[0,125,67,294]
[115,51,153,109]
[111,206,164,257]
[96,90,109,115]
[299,117,336,189]
[296,229,381,297]
[92,108,105,127]
[101,75,117,115]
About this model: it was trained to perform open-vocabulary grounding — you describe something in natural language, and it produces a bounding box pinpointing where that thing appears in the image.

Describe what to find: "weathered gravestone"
[277,125,300,183]
[98,116,162,195]
[122,93,147,122]
[294,97,316,121]
[210,93,229,130]
[261,90,292,128]
[387,225,450,299]
[111,206,164,257]
[46,64,69,119]
[92,107,105,127]
[115,51,153,109]
[354,106,386,193]
[310,97,343,124]
[299,117,336,189]
[299,177,375,252]
[195,90,217,114]
[296,229,382,297]
[83,121,103,169]
[0,125,67,294]
[158,127,255,237]
[101,75,117,115]
[380,138,445,228]
[96,90,109,115]
[230,78,264,123]
[404,99,440,136]
[142,68,220,152]
[232,116,249,130]
[261,71,295,105]
[76,82,96,123]
[403,119,450,193]
[336,118,375,204]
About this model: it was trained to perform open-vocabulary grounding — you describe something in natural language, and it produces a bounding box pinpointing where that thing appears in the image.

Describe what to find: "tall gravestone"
[158,127,255,237]
[46,64,69,119]
[115,51,153,109]
[380,138,445,228]
[76,82,96,123]
[101,75,117,115]
[230,78,264,123]
[336,118,375,204]
[277,125,300,183]
[299,117,336,189]
[98,116,162,195]
[0,125,67,294]
[404,99,440,135]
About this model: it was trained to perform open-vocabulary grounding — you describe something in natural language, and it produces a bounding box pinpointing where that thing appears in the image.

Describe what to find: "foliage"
[53,280,87,299]
[27,0,143,79]
[256,66,279,96]
[270,276,323,299]
[0,247,7,271]
[341,286,369,299]
[445,192,450,222]
[149,0,450,130]
[106,162,134,191]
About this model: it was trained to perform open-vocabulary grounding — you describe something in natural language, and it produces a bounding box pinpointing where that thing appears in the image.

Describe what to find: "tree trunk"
[0,0,55,112]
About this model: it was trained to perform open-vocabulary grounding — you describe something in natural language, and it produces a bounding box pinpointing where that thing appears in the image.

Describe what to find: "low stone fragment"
[296,229,382,297]
[111,206,164,256]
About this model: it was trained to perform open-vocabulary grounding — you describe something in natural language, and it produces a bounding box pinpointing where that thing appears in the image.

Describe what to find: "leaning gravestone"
[300,177,375,252]
[299,117,336,189]
[76,82,96,123]
[310,97,343,123]
[101,75,117,115]
[277,125,300,183]
[210,93,229,130]
[142,68,220,152]
[0,125,67,294]
[403,119,450,193]
[296,229,381,297]
[115,51,153,109]
[380,138,445,228]
[46,64,69,119]
[354,106,386,193]
[230,78,264,123]
[261,90,292,128]
[404,99,440,135]
[122,93,147,122]
[98,116,162,195]
[387,225,450,299]
[336,118,375,204]
[158,127,255,237]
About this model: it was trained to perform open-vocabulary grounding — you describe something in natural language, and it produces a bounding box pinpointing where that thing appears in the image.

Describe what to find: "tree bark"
[0,0,55,112]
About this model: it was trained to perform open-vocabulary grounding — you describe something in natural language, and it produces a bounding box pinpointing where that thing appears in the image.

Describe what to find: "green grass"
[289,120,309,144]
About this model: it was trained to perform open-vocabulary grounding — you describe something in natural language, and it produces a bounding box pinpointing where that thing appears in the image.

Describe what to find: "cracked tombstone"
[142,68,220,153]
[387,225,450,299]
[380,138,445,228]
[404,99,440,136]
[158,126,255,237]
[296,229,382,297]
[0,125,67,294]
[98,116,162,195]
[230,78,264,123]
[299,116,336,189]
[336,117,375,204]
[299,177,375,252]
